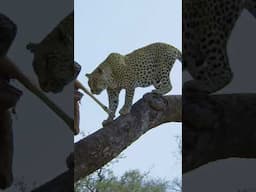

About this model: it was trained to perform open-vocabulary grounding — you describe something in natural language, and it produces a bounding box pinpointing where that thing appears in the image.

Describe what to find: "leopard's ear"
[26,42,38,53]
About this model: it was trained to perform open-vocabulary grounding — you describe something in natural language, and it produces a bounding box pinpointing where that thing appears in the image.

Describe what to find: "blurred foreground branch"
[183,93,256,173]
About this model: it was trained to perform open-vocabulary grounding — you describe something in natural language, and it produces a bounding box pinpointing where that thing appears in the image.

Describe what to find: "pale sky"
[74,0,182,183]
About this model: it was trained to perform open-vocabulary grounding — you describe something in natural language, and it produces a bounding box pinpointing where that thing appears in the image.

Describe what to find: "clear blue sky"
[74,0,181,182]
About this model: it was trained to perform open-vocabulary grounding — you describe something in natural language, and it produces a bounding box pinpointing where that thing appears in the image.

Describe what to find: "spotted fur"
[86,42,181,125]
[183,0,256,93]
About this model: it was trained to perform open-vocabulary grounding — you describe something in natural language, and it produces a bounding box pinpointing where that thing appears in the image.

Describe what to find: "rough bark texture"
[28,93,181,190]
[183,93,256,173]
[74,93,182,182]
[32,93,256,190]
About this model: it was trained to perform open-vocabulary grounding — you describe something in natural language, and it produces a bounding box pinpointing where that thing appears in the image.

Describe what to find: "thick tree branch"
[33,93,256,190]
[183,93,256,173]
[29,93,181,190]
[74,93,181,182]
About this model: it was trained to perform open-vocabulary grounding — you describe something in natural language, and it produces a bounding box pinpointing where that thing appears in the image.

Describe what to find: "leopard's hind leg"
[152,64,173,95]
[119,87,135,115]
[184,47,233,94]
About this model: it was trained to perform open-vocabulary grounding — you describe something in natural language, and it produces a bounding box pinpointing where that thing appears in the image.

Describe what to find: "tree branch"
[183,93,256,173]
[33,93,256,190]
[74,93,181,181]
[29,93,181,191]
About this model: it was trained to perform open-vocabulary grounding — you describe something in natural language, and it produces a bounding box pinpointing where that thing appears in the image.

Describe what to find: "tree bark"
[32,93,256,190]
[183,93,256,173]
[29,93,181,190]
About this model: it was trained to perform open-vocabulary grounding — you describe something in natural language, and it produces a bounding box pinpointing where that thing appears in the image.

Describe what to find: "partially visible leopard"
[86,42,182,125]
[183,0,256,94]
[26,11,81,93]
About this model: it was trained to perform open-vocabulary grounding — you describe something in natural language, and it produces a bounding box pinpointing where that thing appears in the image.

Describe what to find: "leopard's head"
[86,53,122,95]
[27,42,80,93]
[85,66,109,95]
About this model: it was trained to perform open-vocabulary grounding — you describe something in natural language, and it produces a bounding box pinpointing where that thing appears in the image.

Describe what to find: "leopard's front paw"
[102,118,113,126]
[183,80,210,96]
[119,106,131,116]
[152,89,163,95]
[102,113,115,126]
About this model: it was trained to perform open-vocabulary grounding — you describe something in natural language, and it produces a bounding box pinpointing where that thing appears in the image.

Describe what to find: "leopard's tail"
[173,47,186,71]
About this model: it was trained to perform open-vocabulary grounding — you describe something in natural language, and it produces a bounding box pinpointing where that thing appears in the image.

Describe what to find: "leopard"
[26,11,81,93]
[183,0,256,94]
[86,42,182,125]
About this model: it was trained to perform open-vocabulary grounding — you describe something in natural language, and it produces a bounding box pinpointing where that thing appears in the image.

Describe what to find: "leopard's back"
[123,42,181,88]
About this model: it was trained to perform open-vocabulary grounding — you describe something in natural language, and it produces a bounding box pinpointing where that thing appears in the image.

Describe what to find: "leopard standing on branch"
[86,42,182,126]
[26,11,109,134]
[183,0,256,94]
